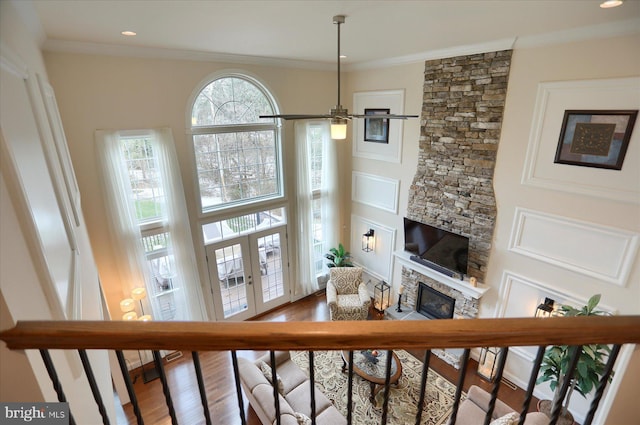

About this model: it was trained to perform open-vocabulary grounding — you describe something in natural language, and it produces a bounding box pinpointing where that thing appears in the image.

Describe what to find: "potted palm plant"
[536,294,613,422]
[325,243,353,268]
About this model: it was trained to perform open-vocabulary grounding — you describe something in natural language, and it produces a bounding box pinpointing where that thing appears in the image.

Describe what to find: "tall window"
[295,121,338,294]
[190,76,282,212]
[121,135,179,319]
[308,125,327,275]
[96,128,202,321]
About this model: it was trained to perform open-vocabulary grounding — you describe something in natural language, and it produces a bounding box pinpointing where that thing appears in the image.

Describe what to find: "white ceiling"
[29,0,640,69]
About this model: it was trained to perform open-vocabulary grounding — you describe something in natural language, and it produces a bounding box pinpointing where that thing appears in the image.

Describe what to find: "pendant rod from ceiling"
[333,15,345,109]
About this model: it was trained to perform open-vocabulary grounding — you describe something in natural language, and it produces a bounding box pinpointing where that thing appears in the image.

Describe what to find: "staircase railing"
[2,315,639,425]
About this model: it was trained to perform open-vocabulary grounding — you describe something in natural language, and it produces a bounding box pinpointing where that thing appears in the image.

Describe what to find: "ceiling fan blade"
[259,114,334,120]
[351,114,420,120]
[261,17,418,125]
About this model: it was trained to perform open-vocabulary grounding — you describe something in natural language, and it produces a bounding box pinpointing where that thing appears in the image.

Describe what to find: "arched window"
[190,75,282,212]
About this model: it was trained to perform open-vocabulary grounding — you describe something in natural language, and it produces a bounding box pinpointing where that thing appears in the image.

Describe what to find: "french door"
[205,226,289,321]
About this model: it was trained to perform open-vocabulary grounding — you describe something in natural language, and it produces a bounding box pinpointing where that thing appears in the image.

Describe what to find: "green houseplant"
[536,294,613,420]
[325,243,353,268]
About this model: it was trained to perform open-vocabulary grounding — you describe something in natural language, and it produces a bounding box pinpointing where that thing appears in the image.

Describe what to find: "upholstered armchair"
[326,267,371,321]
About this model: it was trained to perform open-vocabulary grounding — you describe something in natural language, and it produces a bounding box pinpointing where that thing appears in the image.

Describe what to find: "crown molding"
[41,39,336,71]
[513,18,640,49]
[348,38,516,71]
[41,18,640,72]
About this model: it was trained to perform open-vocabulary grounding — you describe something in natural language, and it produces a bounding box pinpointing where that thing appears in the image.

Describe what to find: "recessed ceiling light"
[600,0,623,8]
[121,30,137,36]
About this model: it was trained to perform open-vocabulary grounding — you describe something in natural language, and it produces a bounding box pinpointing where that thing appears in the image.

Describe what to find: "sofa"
[455,385,550,425]
[238,351,346,425]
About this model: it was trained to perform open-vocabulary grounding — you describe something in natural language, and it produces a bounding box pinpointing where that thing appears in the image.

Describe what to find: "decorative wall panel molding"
[509,208,639,286]
[351,171,399,213]
[522,77,640,204]
[495,269,616,401]
[350,215,396,282]
[352,90,405,163]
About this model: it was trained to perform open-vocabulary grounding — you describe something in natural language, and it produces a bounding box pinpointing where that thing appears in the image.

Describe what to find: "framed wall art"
[522,77,640,204]
[364,108,390,143]
[554,109,637,170]
[353,90,405,163]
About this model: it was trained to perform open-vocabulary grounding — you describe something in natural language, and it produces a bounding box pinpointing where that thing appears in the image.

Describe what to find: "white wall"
[345,62,424,286]
[490,34,640,423]
[347,34,639,424]
[0,1,114,422]
[43,52,338,317]
[35,9,639,422]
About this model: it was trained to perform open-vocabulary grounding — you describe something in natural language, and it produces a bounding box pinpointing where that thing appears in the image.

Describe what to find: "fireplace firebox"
[417,283,455,320]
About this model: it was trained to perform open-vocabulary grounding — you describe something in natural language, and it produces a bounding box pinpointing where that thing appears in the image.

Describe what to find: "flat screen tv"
[403,217,469,279]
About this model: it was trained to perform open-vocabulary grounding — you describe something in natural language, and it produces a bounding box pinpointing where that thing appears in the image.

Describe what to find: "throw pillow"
[259,361,285,394]
[293,412,312,425]
[489,412,520,425]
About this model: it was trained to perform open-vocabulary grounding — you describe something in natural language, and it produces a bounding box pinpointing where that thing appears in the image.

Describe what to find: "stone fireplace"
[401,50,512,312]
[417,283,455,320]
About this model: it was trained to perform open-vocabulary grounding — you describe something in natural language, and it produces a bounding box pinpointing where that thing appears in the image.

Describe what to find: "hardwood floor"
[118,292,539,424]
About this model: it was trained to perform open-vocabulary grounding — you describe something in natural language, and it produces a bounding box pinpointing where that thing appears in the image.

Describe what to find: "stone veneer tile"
[404,50,512,315]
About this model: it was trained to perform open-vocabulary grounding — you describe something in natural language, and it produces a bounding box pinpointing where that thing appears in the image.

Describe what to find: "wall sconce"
[535,297,556,318]
[477,346,501,382]
[374,280,391,312]
[362,229,375,252]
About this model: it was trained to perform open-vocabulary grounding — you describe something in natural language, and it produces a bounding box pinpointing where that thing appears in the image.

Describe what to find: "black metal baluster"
[414,350,431,425]
[39,349,76,425]
[549,346,581,425]
[583,344,621,425]
[78,349,110,424]
[518,346,545,425]
[484,348,509,425]
[380,350,393,425]
[116,350,144,425]
[230,351,247,425]
[347,351,354,425]
[269,351,281,425]
[308,351,317,425]
[191,351,212,425]
[153,350,178,425]
[448,348,470,425]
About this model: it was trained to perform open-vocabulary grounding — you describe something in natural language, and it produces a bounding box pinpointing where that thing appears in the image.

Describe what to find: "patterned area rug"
[291,350,462,425]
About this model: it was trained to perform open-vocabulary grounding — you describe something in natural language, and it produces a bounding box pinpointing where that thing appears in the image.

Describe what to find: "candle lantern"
[373,280,391,312]
[477,346,501,382]
[396,285,404,312]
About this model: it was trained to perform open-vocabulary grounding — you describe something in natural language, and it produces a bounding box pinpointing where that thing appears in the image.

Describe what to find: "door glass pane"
[257,233,284,303]
[214,244,248,318]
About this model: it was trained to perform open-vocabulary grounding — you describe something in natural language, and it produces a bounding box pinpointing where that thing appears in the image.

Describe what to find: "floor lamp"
[121,288,160,383]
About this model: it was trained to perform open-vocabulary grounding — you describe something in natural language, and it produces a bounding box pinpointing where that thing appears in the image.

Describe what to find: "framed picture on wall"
[353,90,406,163]
[364,108,390,143]
[554,109,638,170]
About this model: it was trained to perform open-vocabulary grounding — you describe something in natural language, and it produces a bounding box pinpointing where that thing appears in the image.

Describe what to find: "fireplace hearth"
[417,283,455,320]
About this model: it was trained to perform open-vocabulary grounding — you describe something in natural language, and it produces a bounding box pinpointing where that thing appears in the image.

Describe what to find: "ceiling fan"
[259,15,418,139]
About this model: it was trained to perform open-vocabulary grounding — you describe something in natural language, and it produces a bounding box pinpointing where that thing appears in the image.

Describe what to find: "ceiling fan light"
[330,118,348,140]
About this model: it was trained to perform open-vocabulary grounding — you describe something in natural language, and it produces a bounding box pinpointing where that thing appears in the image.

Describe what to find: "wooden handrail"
[2,316,639,351]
